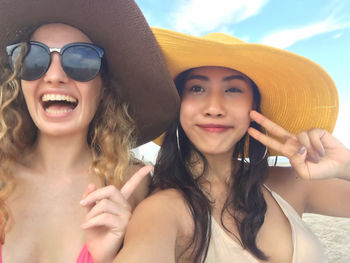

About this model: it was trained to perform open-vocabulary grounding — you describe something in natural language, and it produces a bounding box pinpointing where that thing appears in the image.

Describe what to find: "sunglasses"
[6,41,105,82]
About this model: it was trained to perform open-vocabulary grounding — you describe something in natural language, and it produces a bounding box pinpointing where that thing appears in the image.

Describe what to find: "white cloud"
[171,0,268,35]
[261,17,350,49]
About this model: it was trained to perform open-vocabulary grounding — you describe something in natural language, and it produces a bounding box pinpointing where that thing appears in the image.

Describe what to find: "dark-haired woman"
[115,28,350,263]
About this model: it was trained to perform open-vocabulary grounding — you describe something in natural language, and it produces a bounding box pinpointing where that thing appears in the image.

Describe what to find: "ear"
[251,101,258,111]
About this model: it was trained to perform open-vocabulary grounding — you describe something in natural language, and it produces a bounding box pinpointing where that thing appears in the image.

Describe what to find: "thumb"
[120,165,153,199]
[81,184,97,211]
[289,146,310,179]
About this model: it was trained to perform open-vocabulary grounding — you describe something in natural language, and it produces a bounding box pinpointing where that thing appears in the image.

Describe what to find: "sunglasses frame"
[6,41,105,82]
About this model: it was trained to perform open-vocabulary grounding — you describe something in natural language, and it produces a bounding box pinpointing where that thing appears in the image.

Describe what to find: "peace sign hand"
[80,165,153,263]
[248,111,350,180]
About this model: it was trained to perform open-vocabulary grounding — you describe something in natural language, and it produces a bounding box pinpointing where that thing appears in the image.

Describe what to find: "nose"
[43,53,69,84]
[204,91,226,117]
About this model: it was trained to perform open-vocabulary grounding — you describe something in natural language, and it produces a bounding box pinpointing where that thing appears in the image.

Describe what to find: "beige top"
[205,186,326,263]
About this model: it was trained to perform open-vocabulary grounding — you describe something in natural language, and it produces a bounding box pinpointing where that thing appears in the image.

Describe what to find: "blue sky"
[134,0,350,158]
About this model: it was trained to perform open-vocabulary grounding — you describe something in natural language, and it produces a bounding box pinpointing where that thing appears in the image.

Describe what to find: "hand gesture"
[248,111,350,180]
[80,165,153,263]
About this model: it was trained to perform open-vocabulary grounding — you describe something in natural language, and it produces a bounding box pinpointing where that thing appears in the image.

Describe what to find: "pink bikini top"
[0,244,94,263]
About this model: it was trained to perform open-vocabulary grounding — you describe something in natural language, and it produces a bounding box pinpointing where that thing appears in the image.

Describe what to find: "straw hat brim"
[152,27,339,156]
[0,0,180,145]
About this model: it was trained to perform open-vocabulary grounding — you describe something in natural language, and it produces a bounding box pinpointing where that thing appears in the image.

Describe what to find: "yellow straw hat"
[152,27,339,155]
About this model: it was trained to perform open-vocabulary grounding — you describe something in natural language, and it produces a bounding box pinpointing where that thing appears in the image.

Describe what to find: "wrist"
[90,239,123,263]
[338,149,350,181]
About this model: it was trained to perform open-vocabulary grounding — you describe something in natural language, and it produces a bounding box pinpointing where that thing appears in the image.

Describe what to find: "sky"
[133,0,350,163]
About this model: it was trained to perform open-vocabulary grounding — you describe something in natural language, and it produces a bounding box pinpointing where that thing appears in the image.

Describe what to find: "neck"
[191,150,236,184]
[21,132,92,177]
[206,154,232,182]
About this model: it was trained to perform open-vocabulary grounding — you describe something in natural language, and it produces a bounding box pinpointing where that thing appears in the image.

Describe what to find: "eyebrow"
[186,75,209,81]
[223,75,247,82]
[186,74,248,83]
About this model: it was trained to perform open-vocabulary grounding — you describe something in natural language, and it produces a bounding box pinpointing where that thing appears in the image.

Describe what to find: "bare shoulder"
[265,166,308,214]
[123,161,151,209]
[137,188,194,234]
[267,166,300,188]
[129,189,184,229]
[115,188,194,263]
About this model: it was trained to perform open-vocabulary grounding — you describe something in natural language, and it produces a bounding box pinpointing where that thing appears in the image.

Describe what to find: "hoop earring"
[261,145,268,161]
[176,126,181,153]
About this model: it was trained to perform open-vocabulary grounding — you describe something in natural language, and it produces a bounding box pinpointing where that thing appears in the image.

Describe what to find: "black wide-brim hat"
[0,0,180,145]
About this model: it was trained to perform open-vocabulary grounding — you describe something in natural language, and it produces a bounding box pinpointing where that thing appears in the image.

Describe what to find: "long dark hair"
[151,68,269,262]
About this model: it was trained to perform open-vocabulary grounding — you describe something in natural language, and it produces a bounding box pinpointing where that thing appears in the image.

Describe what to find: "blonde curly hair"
[0,41,138,243]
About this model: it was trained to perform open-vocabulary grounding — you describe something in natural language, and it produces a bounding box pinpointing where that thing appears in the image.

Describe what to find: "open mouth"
[41,94,78,114]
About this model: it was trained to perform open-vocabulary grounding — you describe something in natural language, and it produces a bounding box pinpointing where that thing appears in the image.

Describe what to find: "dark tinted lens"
[62,45,101,82]
[21,44,50,81]
[9,45,22,71]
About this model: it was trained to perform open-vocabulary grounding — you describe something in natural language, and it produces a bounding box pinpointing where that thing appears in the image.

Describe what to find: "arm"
[267,167,350,217]
[249,110,350,218]
[114,189,193,263]
[289,132,350,217]
[80,165,153,263]
[304,178,350,217]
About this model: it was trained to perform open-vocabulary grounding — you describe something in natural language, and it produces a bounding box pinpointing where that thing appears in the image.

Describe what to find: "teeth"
[42,94,77,103]
[45,108,73,114]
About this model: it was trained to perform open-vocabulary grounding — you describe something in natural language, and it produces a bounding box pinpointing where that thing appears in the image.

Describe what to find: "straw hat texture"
[152,27,338,155]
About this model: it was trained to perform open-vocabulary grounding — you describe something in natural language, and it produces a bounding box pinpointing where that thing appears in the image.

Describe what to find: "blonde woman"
[0,1,178,262]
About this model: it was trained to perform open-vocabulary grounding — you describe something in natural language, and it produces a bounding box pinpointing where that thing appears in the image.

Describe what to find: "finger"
[248,127,282,151]
[249,127,301,157]
[82,184,96,199]
[80,165,153,205]
[308,128,326,157]
[81,212,130,230]
[121,165,153,199]
[84,199,129,221]
[289,148,310,179]
[250,110,295,141]
[80,185,124,206]
[297,131,319,163]
[81,184,97,211]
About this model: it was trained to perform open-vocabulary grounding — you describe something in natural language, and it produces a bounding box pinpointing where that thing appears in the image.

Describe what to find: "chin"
[38,125,85,137]
[197,145,234,157]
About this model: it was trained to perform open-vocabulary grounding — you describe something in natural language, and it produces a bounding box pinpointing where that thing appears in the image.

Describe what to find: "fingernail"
[80,199,87,206]
[318,150,325,157]
[312,154,319,163]
[298,146,306,155]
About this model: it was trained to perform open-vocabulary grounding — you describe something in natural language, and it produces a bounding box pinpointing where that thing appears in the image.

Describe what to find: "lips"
[41,93,78,116]
[197,124,232,132]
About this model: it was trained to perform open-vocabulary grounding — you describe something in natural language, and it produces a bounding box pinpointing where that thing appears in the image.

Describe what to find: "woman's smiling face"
[180,66,254,157]
[21,23,103,137]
